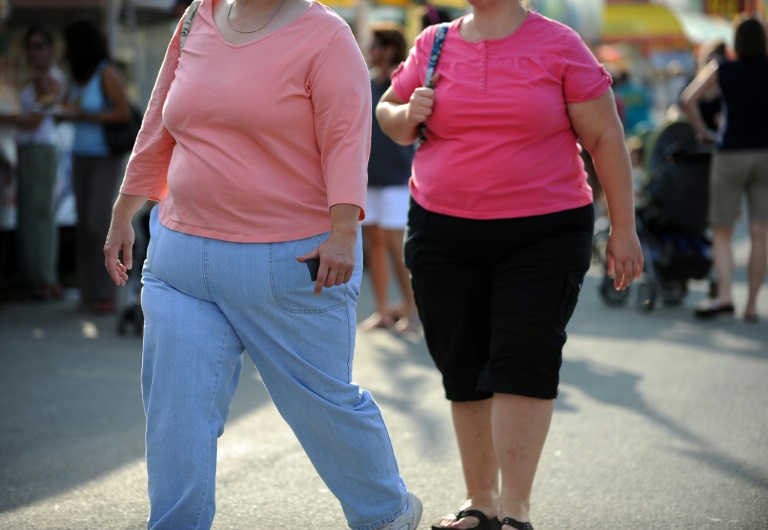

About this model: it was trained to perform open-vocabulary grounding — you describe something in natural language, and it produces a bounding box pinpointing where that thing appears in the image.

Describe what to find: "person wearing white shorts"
[363,22,418,332]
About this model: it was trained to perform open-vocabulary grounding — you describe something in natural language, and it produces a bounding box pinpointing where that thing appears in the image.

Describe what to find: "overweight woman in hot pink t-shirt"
[101,1,421,529]
[377,1,643,529]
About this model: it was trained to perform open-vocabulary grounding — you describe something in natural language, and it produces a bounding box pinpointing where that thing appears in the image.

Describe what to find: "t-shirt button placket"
[479,43,487,95]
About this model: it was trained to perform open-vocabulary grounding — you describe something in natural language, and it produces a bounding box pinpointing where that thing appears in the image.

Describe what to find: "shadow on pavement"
[0,299,272,514]
[572,272,768,362]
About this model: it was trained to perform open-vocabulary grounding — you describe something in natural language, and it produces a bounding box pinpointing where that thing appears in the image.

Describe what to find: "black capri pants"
[404,199,594,401]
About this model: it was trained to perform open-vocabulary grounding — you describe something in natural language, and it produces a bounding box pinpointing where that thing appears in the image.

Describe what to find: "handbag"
[103,100,143,156]
[100,62,143,156]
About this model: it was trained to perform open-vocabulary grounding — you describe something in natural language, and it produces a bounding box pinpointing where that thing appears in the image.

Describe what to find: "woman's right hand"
[405,73,440,127]
[103,194,149,287]
[104,218,134,287]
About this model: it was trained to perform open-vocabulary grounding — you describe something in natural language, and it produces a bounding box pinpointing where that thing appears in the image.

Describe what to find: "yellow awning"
[603,3,688,45]
[603,3,733,47]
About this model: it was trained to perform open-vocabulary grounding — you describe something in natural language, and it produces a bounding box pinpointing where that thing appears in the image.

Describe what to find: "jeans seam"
[145,215,165,268]
[202,238,214,299]
[344,283,354,381]
[192,321,233,529]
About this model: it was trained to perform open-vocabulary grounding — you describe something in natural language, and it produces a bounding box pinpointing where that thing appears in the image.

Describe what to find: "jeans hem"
[350,497,408,530]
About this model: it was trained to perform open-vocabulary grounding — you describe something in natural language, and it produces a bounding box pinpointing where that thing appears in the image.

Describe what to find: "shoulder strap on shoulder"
[180,0,203,51]
[424,23,449,89]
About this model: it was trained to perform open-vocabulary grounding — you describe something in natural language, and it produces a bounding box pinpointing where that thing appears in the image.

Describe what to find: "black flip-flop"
[432,508,501,530]
[694,301,735,319]
[500,517,534,530]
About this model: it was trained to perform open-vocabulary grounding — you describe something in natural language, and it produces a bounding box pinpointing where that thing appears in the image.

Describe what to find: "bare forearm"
[590,135,637,231]
[112,193,149,224]
[329,203,361,240]
[12,113,45,129]
[376,102,419,146]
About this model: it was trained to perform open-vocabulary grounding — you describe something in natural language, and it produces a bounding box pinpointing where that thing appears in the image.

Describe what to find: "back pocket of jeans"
[268,235,347,314]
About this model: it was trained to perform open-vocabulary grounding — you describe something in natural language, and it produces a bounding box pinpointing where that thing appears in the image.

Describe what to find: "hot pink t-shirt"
[392,12,612,220]
[120,1,370,242]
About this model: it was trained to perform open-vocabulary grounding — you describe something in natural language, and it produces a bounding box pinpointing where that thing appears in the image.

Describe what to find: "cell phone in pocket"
[305,258,320,282]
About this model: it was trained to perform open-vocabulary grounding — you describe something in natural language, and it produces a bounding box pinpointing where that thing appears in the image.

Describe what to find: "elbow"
[581,127,623,156]
[681,95,696,117]
[680,84,700,111]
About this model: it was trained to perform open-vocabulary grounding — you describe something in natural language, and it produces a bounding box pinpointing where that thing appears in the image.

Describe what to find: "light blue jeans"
[141,208,407,530]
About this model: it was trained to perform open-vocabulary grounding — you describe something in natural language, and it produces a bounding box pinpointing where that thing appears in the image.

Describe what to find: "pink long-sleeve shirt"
[392,13,612,220]
[120,0,370,242]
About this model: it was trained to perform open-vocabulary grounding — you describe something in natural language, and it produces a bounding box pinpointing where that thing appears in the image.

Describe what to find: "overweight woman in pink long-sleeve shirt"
[377,1,643,529]
[102,1,420,529]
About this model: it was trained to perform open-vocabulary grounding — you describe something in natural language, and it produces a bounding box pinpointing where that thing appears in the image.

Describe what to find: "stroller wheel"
[636,282,657,313]
[661,278,687,306]
[599,275,630,307]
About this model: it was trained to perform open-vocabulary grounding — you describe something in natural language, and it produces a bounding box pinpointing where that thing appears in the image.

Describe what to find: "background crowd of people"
[0,5,765,325]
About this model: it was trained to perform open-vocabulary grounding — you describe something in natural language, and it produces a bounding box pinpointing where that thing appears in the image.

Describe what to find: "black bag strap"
[418,23,449,146]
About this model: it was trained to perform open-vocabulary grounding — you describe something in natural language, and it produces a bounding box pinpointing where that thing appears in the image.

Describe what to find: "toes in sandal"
[501,518,534,530]
[432,508,500,530]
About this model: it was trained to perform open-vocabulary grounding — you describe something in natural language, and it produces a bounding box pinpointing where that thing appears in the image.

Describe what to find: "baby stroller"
[597,120,716,311]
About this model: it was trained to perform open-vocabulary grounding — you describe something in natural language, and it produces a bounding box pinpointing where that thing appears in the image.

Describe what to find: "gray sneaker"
[377,492,422,530]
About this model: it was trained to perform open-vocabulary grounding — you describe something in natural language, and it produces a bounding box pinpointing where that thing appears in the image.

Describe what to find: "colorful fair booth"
[602,2,734,48]
[327,0,606,46]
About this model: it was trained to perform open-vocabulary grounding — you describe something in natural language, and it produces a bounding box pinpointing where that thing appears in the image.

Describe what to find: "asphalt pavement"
[1,221,767,530]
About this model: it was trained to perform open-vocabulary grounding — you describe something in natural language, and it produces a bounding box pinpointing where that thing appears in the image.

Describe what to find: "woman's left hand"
[605,227,644,290]
[296,232,356,296]
[297,203,360,295]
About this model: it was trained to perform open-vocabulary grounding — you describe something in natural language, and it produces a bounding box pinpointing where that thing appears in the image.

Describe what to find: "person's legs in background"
[745,222,767,321]
[696,152,739,317]
[16,143,59,298]
[710,225,736,308]
[385,226,419,332]
[708,226,733,306]
[362,222,395,329]
[72,155,122,313]
[744,151,768,321]
[362,186,416,331]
